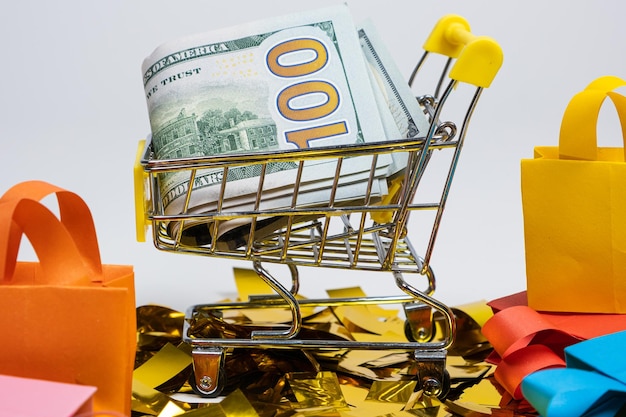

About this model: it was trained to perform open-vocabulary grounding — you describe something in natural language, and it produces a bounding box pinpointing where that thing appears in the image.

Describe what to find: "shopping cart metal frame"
[135,14,502,400]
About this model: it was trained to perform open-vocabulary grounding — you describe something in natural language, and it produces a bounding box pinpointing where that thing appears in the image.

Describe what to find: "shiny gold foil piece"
[403,407,446,416]
[453,377,501,409]
[433,305,492,360]
[326,287,400,319]
[446,356,492,381]
[158,401,187,417]
[234,267,317,322]
[137,305,186,350]
[219,389,261,417]
[288,371,349,410]
[444,399,491,416]
[131,280,517,416]
[132,378,183,416]
[365,380,418,403]
[335,349,407,381]
[339,384,406,417]
[326,287,403,338]
[234,267,276,301]
[134,342,192,390]
[453,301,493,328]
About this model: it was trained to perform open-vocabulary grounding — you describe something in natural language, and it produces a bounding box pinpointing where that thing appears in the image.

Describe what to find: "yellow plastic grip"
[134,139,149,242]
[423,15,471,58]
[423,14,503,88]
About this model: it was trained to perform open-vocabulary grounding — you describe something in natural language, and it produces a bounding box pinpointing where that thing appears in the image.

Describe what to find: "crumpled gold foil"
[132,378,187,416]
[134,342,192,392]
[288,371,348,410]
[365,380,417,403]
[130,268,537,416]
[136,305,186,369]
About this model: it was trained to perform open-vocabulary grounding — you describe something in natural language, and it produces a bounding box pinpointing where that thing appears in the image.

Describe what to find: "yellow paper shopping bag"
[521,76,626,313]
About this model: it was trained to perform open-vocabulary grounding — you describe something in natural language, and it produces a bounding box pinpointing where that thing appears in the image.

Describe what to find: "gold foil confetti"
[234,267,276,301]
[288,371,349,410]
[130,275,527,416]
[217,389,260,417]
[432,306,492,360]
[157,401,187,417]
[233,267,317,323]
[326,286,400,319]
[455,377,501,409]
[453,301,493,329]
[175,390,259,417]
[326,287,403,337]
[444,399,491,416]
[366,380,418,403]
[339,384,407,417]
[137,305,186,351]
[446,357,492,381]
[132,378,184,416]
[134,343,192,390]
[362,352,412,369]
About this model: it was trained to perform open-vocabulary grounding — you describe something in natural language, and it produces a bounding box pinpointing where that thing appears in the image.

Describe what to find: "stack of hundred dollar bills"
[141,4,430,247]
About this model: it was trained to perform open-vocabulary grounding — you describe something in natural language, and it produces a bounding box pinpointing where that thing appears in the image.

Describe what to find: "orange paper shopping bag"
[521,76,626,313]
[0,181,136,416]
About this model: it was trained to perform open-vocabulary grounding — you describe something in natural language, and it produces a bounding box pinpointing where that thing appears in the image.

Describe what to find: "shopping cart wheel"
[413,350,450,399]
[436,369,451,400]
[404,320,436,343]
[189,346,226,397]
[403,302,435,342]
[189,369,225,398]
[417,368,450,400]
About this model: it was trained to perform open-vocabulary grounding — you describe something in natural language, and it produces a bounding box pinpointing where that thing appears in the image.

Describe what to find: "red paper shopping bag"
[0,181,136,416]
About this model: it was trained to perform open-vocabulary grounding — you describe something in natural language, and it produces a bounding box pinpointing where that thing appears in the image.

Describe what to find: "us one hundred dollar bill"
[141,4,392,217]
[358,19,431,177]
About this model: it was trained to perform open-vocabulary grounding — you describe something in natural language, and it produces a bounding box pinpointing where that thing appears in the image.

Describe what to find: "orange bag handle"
[0,181,102,274]
[559,75,626,161]
[0,197,96,285]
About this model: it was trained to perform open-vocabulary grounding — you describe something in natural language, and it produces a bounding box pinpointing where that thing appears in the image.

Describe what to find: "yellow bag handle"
[585,75,626,92]
[559,76,626,161]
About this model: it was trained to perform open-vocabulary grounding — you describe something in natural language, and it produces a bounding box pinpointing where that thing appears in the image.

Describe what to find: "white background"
[1,1,625,312]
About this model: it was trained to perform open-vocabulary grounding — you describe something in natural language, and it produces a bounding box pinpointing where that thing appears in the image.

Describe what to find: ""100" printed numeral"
[266,37,348,149]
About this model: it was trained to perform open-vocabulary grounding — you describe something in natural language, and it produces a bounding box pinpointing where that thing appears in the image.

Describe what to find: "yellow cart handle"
[372,15,502,225]
[134,139,150,242]
[424,14,503,88]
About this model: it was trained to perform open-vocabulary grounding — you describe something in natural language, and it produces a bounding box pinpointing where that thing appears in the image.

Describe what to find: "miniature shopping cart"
[134,15,502,399]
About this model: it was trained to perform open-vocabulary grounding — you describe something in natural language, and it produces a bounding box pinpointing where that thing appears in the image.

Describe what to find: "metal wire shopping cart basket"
[134,14,502,400]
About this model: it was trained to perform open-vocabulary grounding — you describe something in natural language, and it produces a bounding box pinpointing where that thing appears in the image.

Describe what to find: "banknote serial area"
[4,2,626,417]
